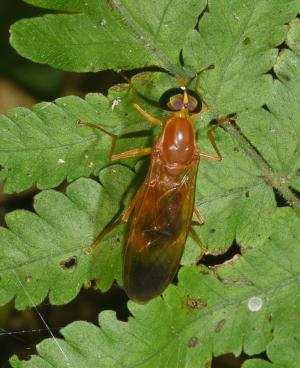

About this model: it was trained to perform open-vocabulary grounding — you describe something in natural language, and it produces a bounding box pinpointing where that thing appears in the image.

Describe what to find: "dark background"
[0,1,254,367]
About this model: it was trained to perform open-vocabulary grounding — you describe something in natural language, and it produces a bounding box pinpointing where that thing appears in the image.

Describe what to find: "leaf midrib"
[110,0,188,77]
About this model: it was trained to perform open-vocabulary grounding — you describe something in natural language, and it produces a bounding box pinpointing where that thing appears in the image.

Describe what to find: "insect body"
[124,89,205,302]
[79,72,233,303]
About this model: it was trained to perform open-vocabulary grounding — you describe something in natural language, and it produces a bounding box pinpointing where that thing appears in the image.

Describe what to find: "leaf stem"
[225,122,300,216]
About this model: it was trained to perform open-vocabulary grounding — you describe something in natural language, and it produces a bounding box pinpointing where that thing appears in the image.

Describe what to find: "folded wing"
[123,159,199,302]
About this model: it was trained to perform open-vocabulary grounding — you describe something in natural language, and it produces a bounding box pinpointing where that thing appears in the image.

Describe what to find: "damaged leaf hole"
[211,353,245,367]
[60,256,78,269]
[200,242,241,267]
[212,351,271,367]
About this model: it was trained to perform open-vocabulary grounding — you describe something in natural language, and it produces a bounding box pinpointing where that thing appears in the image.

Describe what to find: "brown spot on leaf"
[60,256,78,269]
[215,319,226,333]
[188,336,199,348]
[186,296,207,309]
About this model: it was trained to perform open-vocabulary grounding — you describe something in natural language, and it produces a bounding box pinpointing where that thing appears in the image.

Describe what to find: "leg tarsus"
[117,71,163,127]
[85,187,142,254]
[77,120,118,160]
[132,103,162,127]
[193,207,205,225]
[111,147,152,161]
[77,120,152,161]
[199,114,236,161]
[85,217,125,255]
[189,227,209,255]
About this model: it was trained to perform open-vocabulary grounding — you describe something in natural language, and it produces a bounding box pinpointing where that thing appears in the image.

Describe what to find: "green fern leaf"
[9,209,300,368]
[10,0,207,75]
[0,165,134,309]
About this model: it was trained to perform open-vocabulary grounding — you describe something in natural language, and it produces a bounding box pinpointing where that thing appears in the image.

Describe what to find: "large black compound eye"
[159,88,202,113]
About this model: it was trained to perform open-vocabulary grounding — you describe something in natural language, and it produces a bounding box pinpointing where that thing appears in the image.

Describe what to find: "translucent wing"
[123,158,199,302]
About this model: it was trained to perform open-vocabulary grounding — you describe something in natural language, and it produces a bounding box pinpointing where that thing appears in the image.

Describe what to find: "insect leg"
[189,227,208,255]
[77,120,118,160]
[111,147,152,160]
[188,64,215,117]
[132,103,163,127]
[194,64,215,92]
[207,114,236,160]
[118,71,162,127]
[77,120,153,161]
[193,207,205,225]
[85,187,142,254]
[199,114,236,161]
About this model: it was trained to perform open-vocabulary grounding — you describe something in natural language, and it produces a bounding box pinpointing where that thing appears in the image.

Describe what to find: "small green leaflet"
[183,0,299,115]
[0,89,150,193]
[0,165,135,309]
[11,0,207,75]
